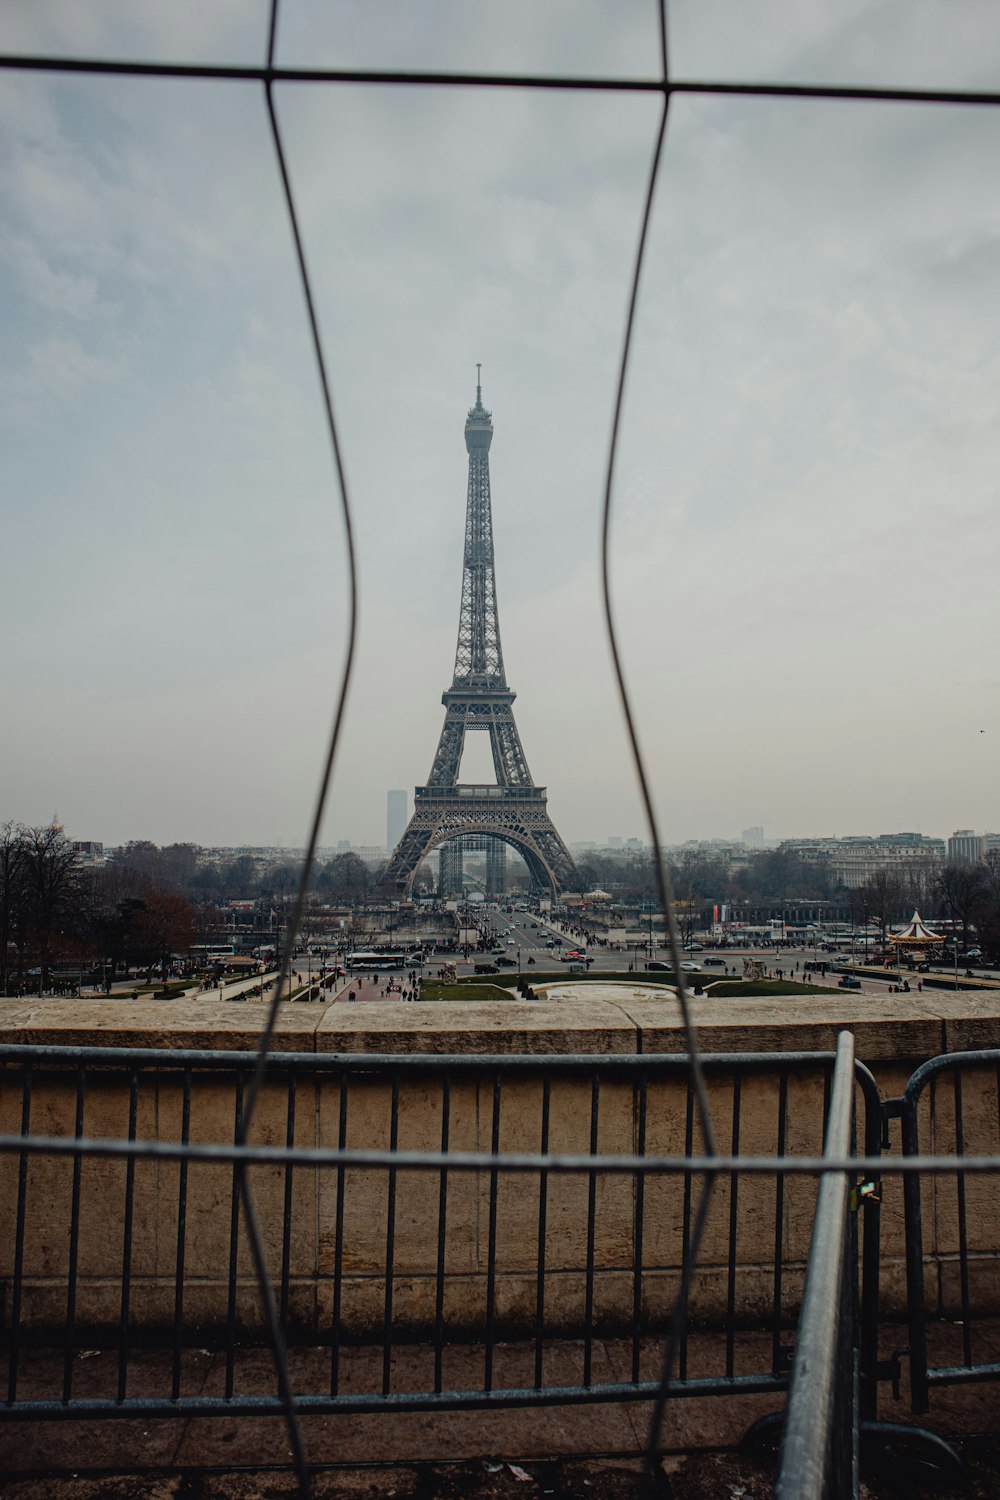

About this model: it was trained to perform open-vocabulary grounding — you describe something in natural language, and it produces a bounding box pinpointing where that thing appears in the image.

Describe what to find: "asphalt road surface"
[452,907,998,996]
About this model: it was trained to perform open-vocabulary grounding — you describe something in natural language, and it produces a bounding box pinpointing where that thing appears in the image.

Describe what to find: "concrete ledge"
[315,999,639,1054]
[2,989,1000,1064]
[0,997,324,1051]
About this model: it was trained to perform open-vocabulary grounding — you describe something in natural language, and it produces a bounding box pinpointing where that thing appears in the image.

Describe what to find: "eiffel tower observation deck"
[379,373,581,898]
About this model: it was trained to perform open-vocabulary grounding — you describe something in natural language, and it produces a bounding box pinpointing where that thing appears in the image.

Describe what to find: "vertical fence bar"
[952,1071,973,1369]
[329,1074,348,1397]
[225,1077,244,1400]
[381,1073,400,1397]
[631,1071,648,1386]
[279,1073,297,1336]
[725,1072,742,1379]
[434,1073,451,1394]
[533,1074,551,1390]
[7,1064,33,1405]
[771,1070,788,1375]
[116,1066,139,1403]
[775,1032,856,1500]
[171,1069,192,1401]
[901,1083,930,1413]
[678,1082,694,1382]
[583,1070,600,1388]
[857,1070,882,1424]
[62,1067,86,1402]
[484,1071,501,1393]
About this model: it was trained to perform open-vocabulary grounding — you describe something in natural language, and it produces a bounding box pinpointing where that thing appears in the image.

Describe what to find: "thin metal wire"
[6,4,1000,1486]
[6,1131,994,1177]
[218,0,362,1485]
[593,3,718,1472]
[3,51,1000,109]
[600,0,715,1157]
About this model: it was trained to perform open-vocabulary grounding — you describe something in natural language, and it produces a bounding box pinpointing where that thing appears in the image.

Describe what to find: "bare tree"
[21,824,80,992]
[936,862,989,952]
[318,852,370,902]
[900,857,939,915]
[977,852,1000,961]
[0,822,28,995]
[857,868,905,942]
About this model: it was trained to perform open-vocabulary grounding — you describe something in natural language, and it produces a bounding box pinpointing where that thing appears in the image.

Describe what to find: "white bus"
[345,951,408,971]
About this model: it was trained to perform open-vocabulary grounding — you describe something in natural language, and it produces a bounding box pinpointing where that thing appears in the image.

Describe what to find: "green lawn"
[419,982,518,1003]
[457,970,679,989]
[453,971,835,999]
[707,980,837,997]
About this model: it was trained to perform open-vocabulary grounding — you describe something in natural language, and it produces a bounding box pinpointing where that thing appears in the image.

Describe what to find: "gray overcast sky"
[2,2,999,850]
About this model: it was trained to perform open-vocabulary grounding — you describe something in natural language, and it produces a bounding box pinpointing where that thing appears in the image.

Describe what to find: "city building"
[386,790,408,853]
[741,825,765,849]
[779,833,945,889]
[949,829,985,863]
[70,841,105,867]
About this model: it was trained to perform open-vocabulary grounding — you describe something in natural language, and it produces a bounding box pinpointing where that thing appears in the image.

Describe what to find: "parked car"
[495,956,517,968]
[838,975,862,989]
[703,957,726,967]
[647,960,672,972]
[679,961,703,973]
[474,962,498,974]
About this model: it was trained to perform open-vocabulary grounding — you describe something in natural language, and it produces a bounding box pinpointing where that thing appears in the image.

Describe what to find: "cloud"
[1,234,99,317]
[3,4,1000,847]
[0,334,122,417]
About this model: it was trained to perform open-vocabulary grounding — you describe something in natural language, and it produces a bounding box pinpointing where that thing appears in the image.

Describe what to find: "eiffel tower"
[379,372,581,898]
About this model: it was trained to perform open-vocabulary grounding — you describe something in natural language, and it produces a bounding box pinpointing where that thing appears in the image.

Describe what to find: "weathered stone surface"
[618,993,954,1063]
[0,997,322,1051]
[3,988,1000,1340]
[315,999,638,1055]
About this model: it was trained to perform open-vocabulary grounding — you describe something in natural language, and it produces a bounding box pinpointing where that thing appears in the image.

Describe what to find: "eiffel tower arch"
[379,374,581,900]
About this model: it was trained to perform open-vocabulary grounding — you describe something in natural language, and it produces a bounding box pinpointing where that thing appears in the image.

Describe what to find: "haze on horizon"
[2,3,999,854]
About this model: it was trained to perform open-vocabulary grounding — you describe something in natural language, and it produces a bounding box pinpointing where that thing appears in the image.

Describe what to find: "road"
[449,907,998,997]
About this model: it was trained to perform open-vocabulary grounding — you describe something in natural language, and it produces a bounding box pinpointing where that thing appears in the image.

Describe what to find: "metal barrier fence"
[774,1033,859,1500]
[893,1047,1000,1415]
[0,1043,882,1431]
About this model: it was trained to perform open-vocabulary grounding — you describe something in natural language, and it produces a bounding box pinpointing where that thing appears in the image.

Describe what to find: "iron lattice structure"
[380,377,581,897]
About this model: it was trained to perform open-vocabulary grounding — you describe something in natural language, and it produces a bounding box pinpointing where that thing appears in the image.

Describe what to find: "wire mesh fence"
[4,4,1000,1494]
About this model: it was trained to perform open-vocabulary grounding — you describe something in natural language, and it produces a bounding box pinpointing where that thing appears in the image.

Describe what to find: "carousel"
[886,910,943,957]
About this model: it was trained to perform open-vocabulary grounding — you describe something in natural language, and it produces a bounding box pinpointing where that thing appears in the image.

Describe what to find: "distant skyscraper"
[741,825,765,849]
[387,789,408,853]
[948,829,982,864]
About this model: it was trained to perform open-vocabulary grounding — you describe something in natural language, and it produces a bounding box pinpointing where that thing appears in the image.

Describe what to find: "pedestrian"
[348,989,356,1003]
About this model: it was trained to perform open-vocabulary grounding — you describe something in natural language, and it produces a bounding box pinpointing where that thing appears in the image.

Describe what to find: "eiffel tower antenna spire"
[379,379,581,899]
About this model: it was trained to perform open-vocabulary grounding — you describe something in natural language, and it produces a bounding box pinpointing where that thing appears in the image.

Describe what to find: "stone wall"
[0,990,998,1338]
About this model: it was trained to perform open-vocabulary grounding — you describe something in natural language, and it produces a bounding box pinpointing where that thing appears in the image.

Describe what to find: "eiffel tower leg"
[380,817,437,895]
[427,708,465,787]
[380,792,581,899]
